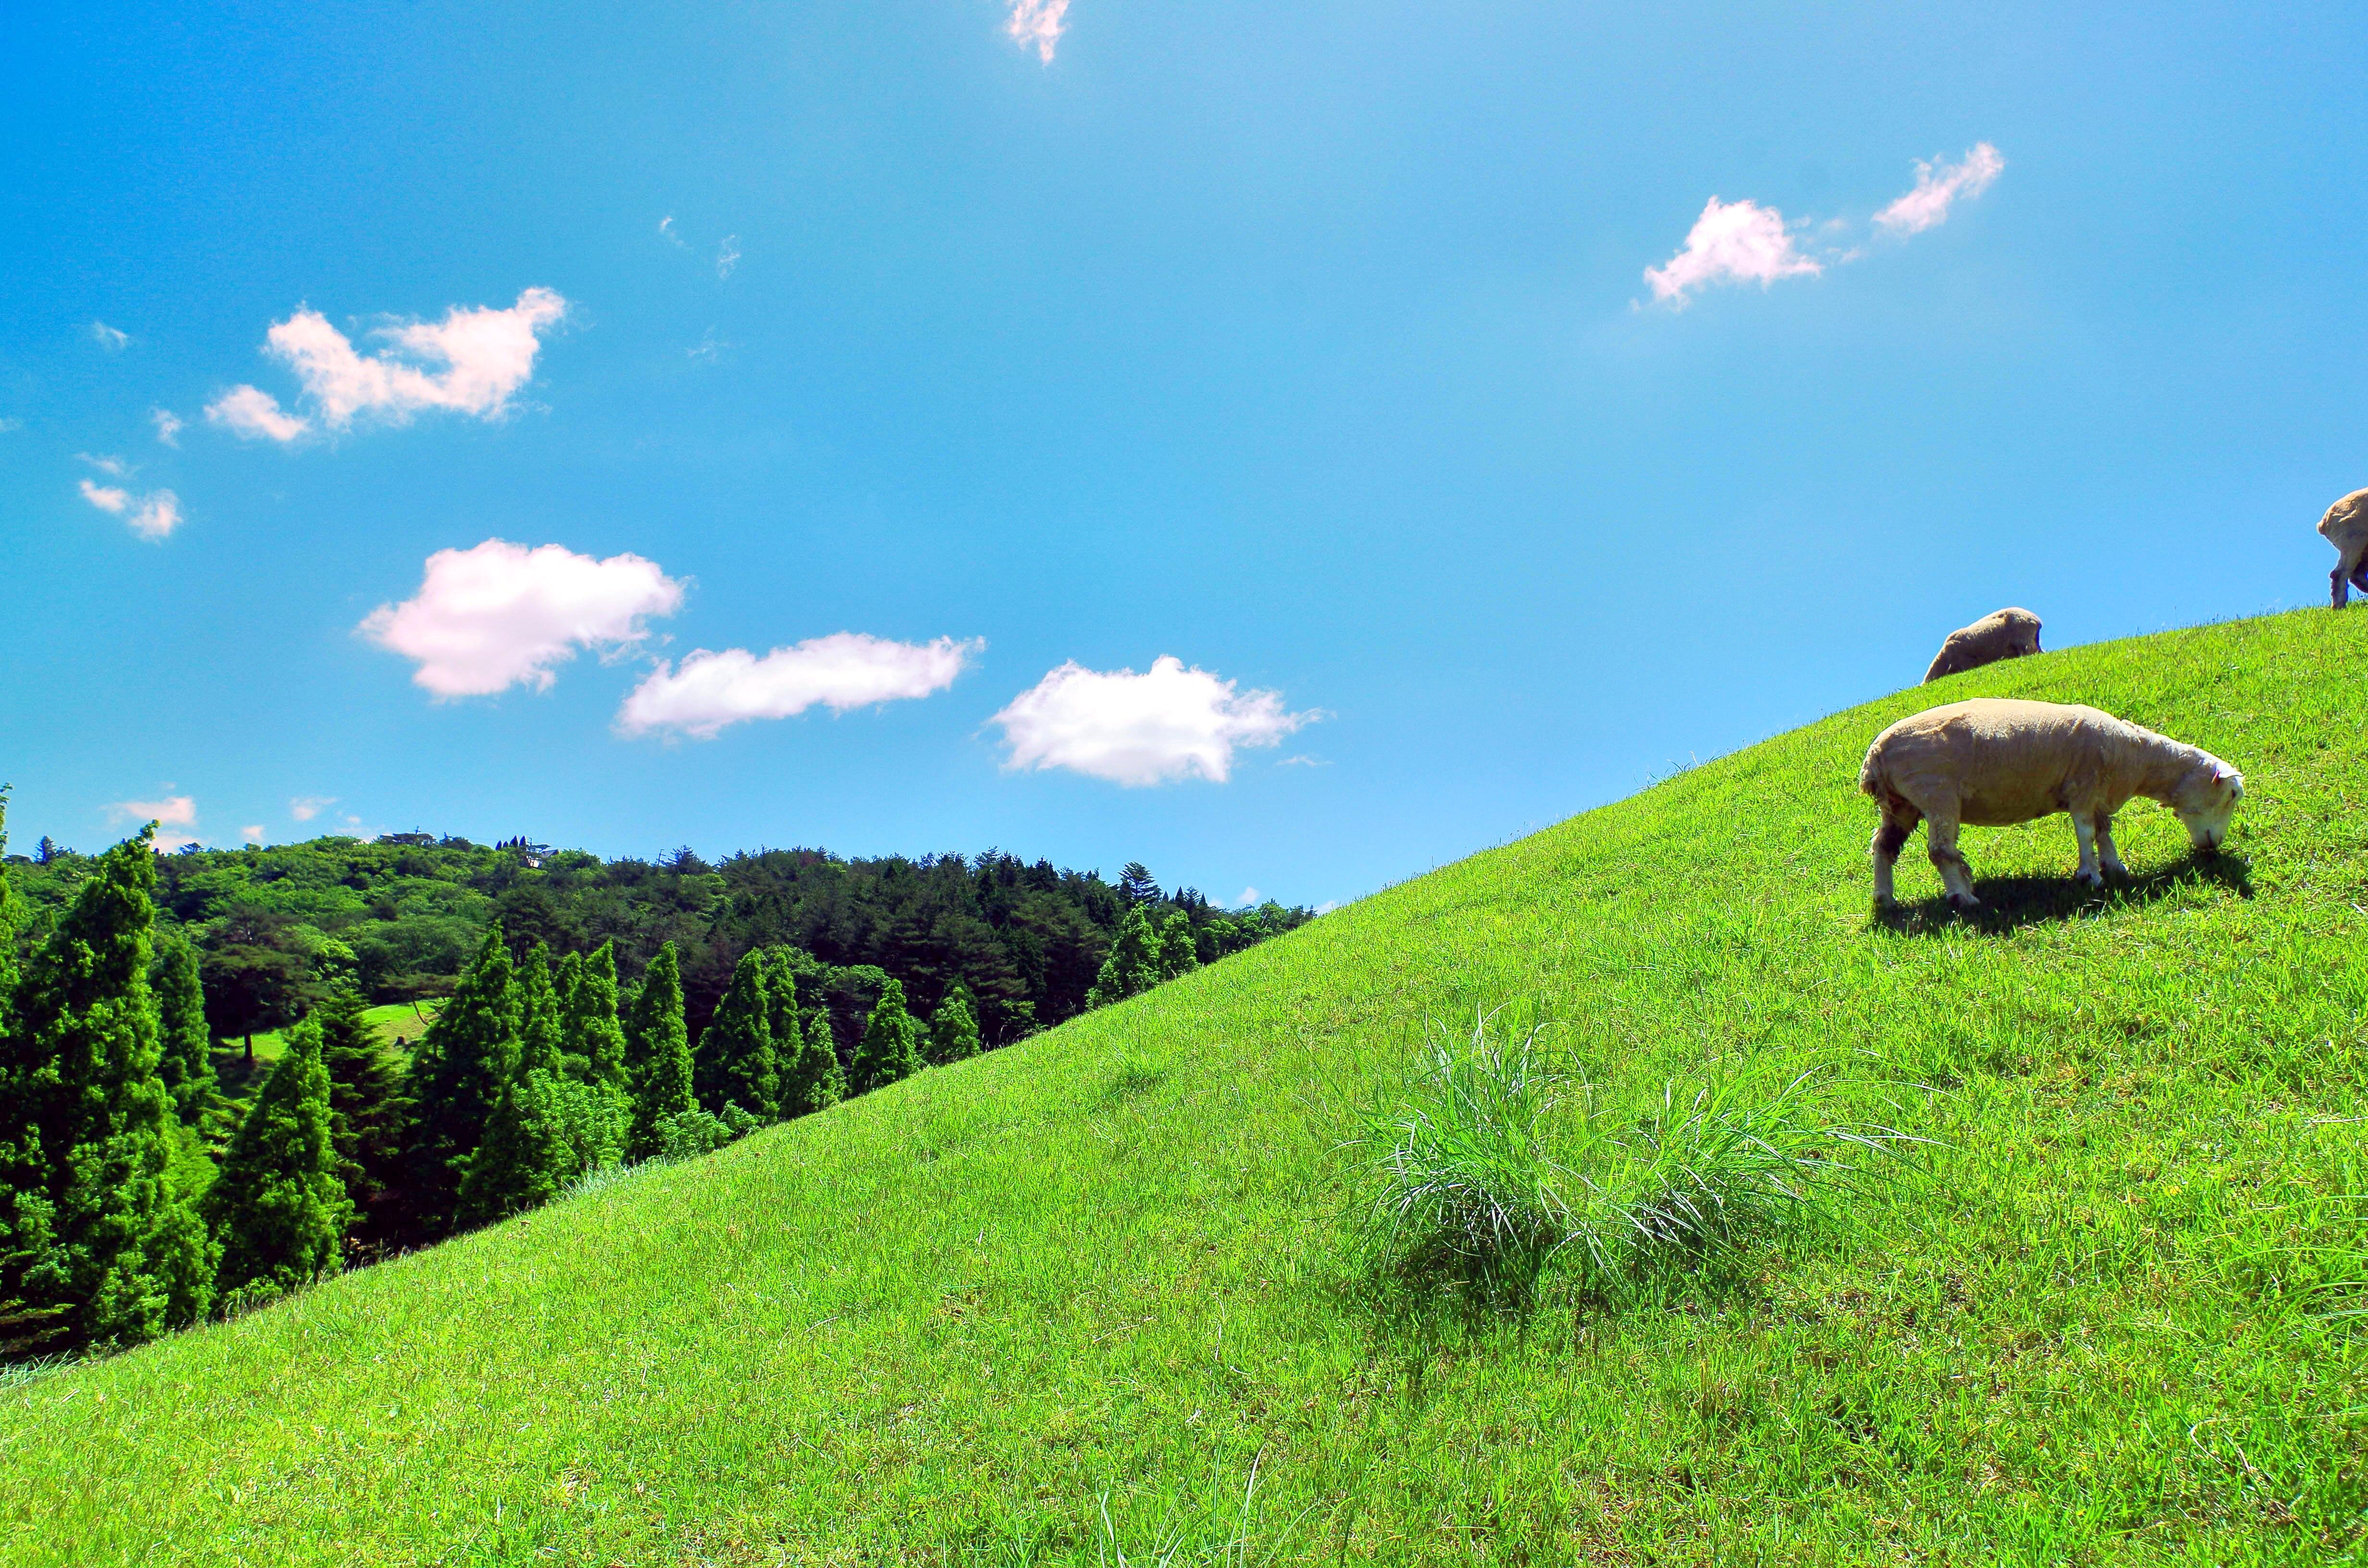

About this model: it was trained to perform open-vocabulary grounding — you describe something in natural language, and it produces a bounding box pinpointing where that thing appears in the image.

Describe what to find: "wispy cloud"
[716,235,740,280]
[151,407,183,446]
[658,215,685,247]
[361,539,685,699]
[1006,0,1069,62]
[79,478,129,513]
[618,634,980,739]
[112,794,199,850]
[79,452,131,478]
[1234,886,1261,906]
[0,418,21,434]
[91,321,131,352]
[1875,142,2005,235]
[990,656,1315,786]
[688,328,731,363]
[209,287,568,443]
[241,825,265,844]
[289,795,336,821]
[76,472,182,539]
[1644,196,1821,306]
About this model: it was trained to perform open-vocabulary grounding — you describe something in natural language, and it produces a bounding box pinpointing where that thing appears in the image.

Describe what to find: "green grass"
[211,1000,441,1095]
[9,609,2367,1565]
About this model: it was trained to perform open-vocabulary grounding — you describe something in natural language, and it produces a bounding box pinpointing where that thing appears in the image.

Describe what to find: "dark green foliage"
[551,950,586,1072]
[516,944,564,1078]
[197,904,314,1055]
[694,950,776,1120]
[627,943,693,1160]
[564,941,629,1092]
[1085,904,1161,1008]
[315,987,405,1228]
[1118,861,1160,905]
[926,986,982,1066]
[399,926,519,1237]
[456,1070,575,1227]
[850,978,922,1094]
[0,830,215,1355]
[208,1017,352,1296]
[149,931,215,1121]
[1156,910,1200,982]
[781,1008,844,1117]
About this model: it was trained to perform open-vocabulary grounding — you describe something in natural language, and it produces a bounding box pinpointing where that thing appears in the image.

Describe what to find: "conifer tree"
[208,1016,352,1296]
[926,986,982,1066]
[850,977,922,1094]
[694,950,777,1120]
[516,943,564,1078]
[551,949,586,1073]
[399,925,519,1237]
[456,1067,574,1226]
[0,829,215,1352]
[1156,909,1201,982]
[315,986,403,1226]
[1085,904,1161,1007]
[781,1009,845,1117]
[564,940,630,1093]
[150,929,216,1120]
[626,943,692,1159]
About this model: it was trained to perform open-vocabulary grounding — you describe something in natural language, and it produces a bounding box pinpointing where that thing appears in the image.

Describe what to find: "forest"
[0,802,1310,1361]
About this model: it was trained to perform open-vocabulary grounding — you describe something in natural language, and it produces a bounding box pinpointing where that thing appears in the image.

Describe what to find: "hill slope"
[6,611,2364,1566]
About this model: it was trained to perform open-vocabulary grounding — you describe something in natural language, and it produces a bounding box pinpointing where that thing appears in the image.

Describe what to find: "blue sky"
[3,0,2363,908]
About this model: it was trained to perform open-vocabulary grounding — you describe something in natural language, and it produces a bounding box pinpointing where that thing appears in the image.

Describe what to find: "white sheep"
[1923,607,2043,684]
[1858,698,2242,909]
[2320,488,2368,608]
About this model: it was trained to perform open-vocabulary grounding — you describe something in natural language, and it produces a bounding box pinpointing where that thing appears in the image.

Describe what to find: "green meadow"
[5,608,2362,1565]
[211,1000,442,1094]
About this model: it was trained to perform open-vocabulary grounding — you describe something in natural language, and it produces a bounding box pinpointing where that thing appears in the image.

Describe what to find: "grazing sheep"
[1859,698,2242,910]
[2320,488,2368,608]
[1923,608,2043,684]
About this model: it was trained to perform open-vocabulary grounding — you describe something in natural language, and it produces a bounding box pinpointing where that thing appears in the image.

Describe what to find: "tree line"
[0,802,1309,1361]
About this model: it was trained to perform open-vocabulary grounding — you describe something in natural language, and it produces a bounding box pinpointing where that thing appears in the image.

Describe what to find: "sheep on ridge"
[2320,488,2368,608]
[1858,698,2242,910]
[1923,608,2042,684]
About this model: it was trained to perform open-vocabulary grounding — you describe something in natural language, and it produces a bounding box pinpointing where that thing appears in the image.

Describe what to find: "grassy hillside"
[212,1000,442,1096]
[6,610,2363,1566]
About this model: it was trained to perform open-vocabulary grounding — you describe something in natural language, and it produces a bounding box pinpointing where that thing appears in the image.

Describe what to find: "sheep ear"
[2212,764,2236,784]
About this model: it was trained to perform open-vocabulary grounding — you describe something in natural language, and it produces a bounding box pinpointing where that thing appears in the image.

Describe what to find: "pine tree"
[694,950,776,1120]
[626,943,692,1159]
[850,978,922,1094]
[150,929,216,1121]
[456,1067,573,1226]
[1085,904,1161,1007]
[780,1009,844,1117]
[516,943,564,1078]
[926,986,982,1066]
[1156,909,1201,982]
[208,1016,352,1296]
[315,986,403,1228]
[0,829,216,1353]
[564,941,629,1093]
[552,947,582,1017]
[1118,861,1160,906]
[398,925,519,1237]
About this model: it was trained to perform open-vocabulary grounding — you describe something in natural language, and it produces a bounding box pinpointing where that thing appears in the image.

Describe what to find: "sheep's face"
[2173,763,2243,852]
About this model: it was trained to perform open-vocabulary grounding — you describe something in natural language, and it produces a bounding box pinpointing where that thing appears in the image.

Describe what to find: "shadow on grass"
[1874,849,2253,937]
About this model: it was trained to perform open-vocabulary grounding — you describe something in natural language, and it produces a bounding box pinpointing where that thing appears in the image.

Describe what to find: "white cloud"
[688,328,730,363]
[716,236,740,280]
[1234,886,1261,906]
[1644,196,1821,306]
[1876,143,2005,236]
[618,633,980,739]
[126,490,181,540]
[1006,0,1069,61]
[152,407,183,446]
[289,795,336,821]
[241,825,265,844]
[361,539,685,699]
[206,383,312,442]
[79,478,129,513]
[91,321,131,351]
[113,794,197,831]
[79,452,131,478]
[658,215,684,247]
[990,655,1315,786]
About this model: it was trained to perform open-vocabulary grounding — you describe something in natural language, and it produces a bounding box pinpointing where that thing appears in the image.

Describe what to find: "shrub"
[653,1107,735,1162]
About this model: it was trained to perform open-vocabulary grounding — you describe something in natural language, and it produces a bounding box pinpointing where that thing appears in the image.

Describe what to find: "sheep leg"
[2070,813,2105,889]
[1870,807,1919,906]
[2336,566,2352,611]
[2093,811,2128,879]
[1926,813,1979,909]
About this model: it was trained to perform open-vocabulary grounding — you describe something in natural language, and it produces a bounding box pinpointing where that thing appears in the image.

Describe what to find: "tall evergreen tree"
[1118,862,1161,906]
[516,943,564,1078]
[1085,904,1161,1008]
[1156,909,1201,982]
[694,950,777,1120]
[0,830,215,1354]
[926,986,983,1066]
[208,1016,352,1296]
[849,977,922,1094]
[626,943,692,1159]
[564,941,629,1093]
[398,925,519,1237]
[551,950,586,1072]
[780,1010,845,1117]
[456,1067,574,1226]
[150,929,216,1121]
[314,986,403,1228]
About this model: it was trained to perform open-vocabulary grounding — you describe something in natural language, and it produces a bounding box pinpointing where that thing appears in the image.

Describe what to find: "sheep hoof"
[1948,894,1982,912]
[2075,870,2105,891]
